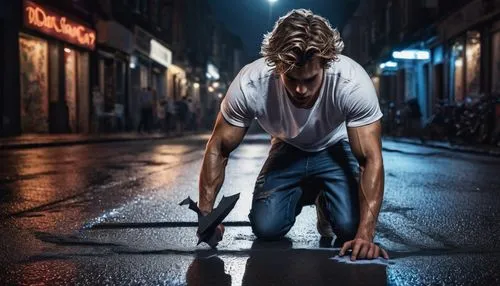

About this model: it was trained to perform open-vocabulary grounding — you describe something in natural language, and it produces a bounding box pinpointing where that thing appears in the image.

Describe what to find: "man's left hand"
[339,237,389,261]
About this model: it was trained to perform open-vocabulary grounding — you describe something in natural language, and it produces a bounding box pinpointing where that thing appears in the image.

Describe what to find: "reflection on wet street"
[1,134,499,285]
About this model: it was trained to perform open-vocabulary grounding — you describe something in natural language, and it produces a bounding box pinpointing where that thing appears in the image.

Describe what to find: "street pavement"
[0,133,499,285]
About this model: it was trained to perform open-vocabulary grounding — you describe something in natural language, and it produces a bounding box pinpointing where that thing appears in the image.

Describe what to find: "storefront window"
[77,51,89,133]
[452,39,465,102]
[19,34,49,132]
[465,31,481,98]
[492,31,500,94]
[48,43,59,103]
[140,64,149,88]
[65,47,77,132]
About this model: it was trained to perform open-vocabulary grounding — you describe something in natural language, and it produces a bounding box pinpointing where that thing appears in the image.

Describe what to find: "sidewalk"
[384,136,500,157]
[2,132,500,156]
[0,132,202,150]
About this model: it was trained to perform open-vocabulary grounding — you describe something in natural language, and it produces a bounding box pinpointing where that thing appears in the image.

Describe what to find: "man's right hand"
[214,224,225,242]
[196,224,225,244]
[198,113,247,245]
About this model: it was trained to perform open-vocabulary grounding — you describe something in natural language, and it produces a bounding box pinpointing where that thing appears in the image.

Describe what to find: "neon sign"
[23,1,96,50]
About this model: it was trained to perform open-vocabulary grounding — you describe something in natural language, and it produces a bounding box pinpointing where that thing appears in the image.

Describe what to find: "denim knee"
[250,214,290,240]
[333,217,359,242]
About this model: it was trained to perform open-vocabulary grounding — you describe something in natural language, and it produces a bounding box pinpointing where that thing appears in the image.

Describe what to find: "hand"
[213,224,225,242]
[196,224,225,243]
[197,210,224,245]
[339,237,389,261]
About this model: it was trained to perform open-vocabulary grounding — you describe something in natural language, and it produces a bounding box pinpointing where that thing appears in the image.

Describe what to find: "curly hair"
[261,9,344,73]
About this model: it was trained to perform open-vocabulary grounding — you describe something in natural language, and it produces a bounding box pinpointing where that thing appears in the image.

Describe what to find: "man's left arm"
[340,120,389,260]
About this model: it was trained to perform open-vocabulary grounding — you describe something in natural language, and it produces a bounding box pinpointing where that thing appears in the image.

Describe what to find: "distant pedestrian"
[137,87,154,133]
[161,97,174,135]
[175,97,189,135]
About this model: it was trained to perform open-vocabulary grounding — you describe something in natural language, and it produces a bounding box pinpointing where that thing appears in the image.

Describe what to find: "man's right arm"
[198,112,248,214]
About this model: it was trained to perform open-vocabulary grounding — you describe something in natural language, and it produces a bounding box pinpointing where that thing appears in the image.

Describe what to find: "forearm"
[356,159,384,240]
[198,140,229,213]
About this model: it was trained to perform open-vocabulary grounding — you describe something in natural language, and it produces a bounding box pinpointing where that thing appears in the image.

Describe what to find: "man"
[137,87,154,133]
[198,9,388,260]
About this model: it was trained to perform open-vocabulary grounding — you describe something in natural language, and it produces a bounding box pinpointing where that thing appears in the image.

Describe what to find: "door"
[19,34,49,133]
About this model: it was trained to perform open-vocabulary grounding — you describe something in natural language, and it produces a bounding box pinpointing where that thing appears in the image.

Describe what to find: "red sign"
[23,0,96,50]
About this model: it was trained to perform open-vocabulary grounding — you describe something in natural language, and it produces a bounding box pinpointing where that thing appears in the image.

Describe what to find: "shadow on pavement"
[186,238,387,286]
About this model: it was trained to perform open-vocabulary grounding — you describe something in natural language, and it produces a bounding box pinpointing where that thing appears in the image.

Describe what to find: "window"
[451,39,465,102]
[465,31,481,97]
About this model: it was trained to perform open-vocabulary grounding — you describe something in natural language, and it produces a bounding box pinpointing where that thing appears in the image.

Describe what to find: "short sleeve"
[343,71,383,128]
[220,68,254,127]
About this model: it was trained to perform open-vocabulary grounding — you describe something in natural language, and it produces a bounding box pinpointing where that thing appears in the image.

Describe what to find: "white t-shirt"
[220,55,383,152]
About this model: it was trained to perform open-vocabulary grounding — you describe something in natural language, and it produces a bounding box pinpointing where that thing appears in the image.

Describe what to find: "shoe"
[315,192,334,238]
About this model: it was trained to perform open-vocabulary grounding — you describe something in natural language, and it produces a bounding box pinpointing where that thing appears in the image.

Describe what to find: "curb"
[0,132,203,150]
[385,137,500,157]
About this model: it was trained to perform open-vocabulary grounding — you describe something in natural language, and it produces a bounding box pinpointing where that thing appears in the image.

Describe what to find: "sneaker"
[315,192,334,238]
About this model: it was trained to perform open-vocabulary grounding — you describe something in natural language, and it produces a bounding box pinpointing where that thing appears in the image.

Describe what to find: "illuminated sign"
[23,0,96,50]
[150,39,172,67]
[392,49,430,60]
[207,63,220,80]
[379,61,398,69]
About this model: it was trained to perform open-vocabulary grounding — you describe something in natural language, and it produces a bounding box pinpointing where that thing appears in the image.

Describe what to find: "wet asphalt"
[0,133,499,285]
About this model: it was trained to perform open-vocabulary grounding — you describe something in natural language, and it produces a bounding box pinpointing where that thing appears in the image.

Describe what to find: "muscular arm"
[347,120,385,241]
[198,112,248,214]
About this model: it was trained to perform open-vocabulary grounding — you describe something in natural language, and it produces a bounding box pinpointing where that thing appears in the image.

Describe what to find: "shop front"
[167,64,187,101]
[95,20,133,131]
[19,0,95,133]
[448,31,482,103]
[129,27,172,129]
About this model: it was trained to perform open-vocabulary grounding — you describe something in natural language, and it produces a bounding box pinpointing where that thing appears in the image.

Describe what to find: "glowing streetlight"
[268,0,278,28]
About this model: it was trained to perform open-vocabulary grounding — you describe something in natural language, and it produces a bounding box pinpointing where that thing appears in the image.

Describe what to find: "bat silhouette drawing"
[179,193,240,248]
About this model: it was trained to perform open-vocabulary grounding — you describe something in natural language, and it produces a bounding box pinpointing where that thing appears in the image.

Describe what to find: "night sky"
[208,0,355,62]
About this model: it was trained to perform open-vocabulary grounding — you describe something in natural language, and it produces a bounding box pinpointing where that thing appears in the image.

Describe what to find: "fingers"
[374,247,380,259]
[339,241,353,256]
[358,243,369,260]
[367,244,375,259]
[340,239,390,260]
[350,240,362,261]
[216,224,225,242]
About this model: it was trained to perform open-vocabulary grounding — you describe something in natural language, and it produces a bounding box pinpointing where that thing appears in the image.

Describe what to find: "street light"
[268,0,278,28]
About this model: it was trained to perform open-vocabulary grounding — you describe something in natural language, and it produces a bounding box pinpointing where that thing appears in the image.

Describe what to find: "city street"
[0,133,499,285]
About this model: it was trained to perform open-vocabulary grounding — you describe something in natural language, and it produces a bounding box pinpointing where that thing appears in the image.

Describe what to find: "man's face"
[280,58,324,109]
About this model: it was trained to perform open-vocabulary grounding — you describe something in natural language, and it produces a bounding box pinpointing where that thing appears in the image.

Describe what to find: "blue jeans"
[249,140,360,243]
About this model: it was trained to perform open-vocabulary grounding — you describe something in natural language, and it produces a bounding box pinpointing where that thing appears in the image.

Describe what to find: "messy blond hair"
[261,9,344,73]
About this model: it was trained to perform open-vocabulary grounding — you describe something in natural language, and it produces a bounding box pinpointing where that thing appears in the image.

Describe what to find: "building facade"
[0,0,246,136]
[1,0,97,135]
[342,0,500,133]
